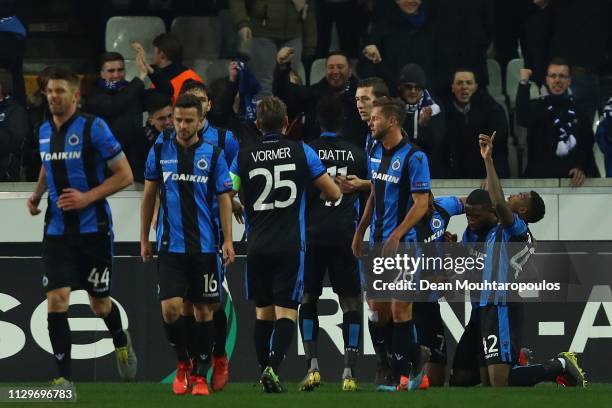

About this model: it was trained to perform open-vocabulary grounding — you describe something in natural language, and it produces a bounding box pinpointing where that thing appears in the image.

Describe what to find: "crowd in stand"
[1,0,612,185]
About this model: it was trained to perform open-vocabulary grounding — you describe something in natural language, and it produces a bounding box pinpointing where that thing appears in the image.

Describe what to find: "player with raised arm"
[298,95,368,392]
[352,97,431,391]
[229,96,340,393]
[26,67,136,390]
[449,132,586,388]
[140,94,235,396]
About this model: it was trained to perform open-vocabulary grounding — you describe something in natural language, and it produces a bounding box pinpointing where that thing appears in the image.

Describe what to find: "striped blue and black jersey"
[462,214,531,306]
[415,196,464,243]
[368,138,431,243]
[199,120,239,167]
[229,133,327,255]
[39,113,123,236]
[145,136,233,254]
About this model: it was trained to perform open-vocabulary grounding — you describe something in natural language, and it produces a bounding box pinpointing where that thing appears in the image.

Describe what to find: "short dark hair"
[466,188,493,208]
[372,96,406,126]
[100,52,124,69]
[256,96,287,133]
[46,66,80,90]
[317,95,344,133]
[453,68,477,82]
[547,57,571,75]
[144,89,172,114]
[326,50,351,66]
[357,77,390,98]
[179,79,210,99]
[153,33,183,62]
[174,93,203,117]
[526,191,546,223]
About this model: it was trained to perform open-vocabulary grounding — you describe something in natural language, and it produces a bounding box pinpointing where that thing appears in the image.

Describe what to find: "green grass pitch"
[7,383,612,408]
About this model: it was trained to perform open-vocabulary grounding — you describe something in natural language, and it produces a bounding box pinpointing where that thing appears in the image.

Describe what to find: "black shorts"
[480,304,521,366]
[451,306,482,375]
[42,232,113,298]
[304,244,362,298]
[246,252,303,309]
[413,302,447,364]
[158,252,222,304]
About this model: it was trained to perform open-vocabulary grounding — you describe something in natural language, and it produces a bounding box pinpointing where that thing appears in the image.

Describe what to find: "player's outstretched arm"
[217,192,236,266]
[352,189,374,258]
[337,175,371,193]
[313,173,341,202]
[140,180,157,262]
[480,132,513,227]
[27,165,47,216]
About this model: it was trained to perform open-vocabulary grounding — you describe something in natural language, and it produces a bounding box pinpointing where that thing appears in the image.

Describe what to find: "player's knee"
[256,306,275,321]
[161,300,182,323]
[193,303,216,321]
[391,302,411,322]
[275,306,297,321]
[47,290,70,312]
[89,297,111,317]
[339,295,360,312]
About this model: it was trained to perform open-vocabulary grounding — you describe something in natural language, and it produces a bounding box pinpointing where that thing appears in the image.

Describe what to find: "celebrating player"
[298,95,368,392]
[352,97,431,391]
[229,96,340,393]
[27,67,137,389]
[140,94,235,396]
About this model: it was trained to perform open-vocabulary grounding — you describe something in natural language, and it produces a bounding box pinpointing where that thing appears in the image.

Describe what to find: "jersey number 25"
[249,164,297,211]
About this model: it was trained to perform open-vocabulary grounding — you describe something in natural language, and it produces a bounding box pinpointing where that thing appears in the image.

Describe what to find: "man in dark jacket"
[273,48,365,144]
[397,63,445,178]
[358,0,435,92]
[429,0,494,95]
[443,68,509,179]
[517,59,599,186]
[84,52,147,180]
[0,71,29,181]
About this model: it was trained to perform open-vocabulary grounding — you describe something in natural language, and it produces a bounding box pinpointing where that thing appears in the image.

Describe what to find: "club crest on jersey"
[68,134,80,146]
[431,217,442,229]
[196,157,208,170]
[391,158,401,170]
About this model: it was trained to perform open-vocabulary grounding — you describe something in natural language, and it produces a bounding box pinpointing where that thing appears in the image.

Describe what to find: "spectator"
[358,0,435,92]
[429,0,494,95]
[129,90,174,182]
[0,69,29,181]
[443,68,509,178]
[493,0,551,87]
[84,52,147,179]
[397,63,445,177]
[23,66,51,181]
[273,48,363,144]
[132,33,203,103]
[516,60,599,186]
[0,1,26,106]
[595,97,612,177]
[548,0,611,124]
[314,0,361,58]
[229,0,317,97]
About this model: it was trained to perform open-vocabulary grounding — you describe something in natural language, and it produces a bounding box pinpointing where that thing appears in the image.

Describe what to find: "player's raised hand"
[277,47,295,65]
[141,240,153,262]
[222,240,235,267]
[57,188,91,211]
[27,194,41,216]
[479,131,496,161]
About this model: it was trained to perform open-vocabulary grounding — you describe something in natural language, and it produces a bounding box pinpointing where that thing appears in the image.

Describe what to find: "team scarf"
[405,89,440,140]
[543,90,577,157]
[96,78,130,92]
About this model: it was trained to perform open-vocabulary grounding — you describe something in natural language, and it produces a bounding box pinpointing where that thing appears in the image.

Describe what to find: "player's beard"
[178,129,197,143]
[372,124,392,140]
